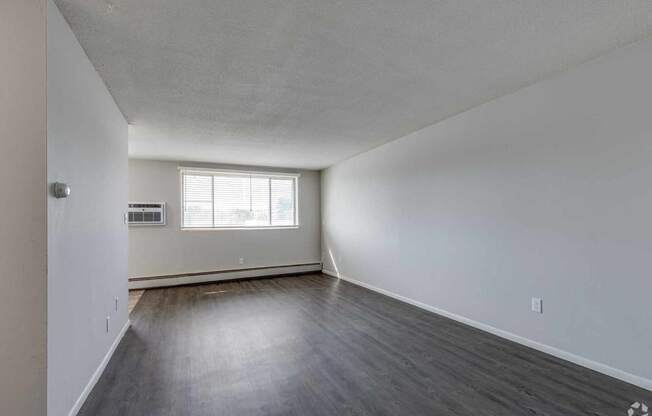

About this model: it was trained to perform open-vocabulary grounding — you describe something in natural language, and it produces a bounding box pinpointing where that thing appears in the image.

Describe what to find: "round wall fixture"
[53,182,71,199]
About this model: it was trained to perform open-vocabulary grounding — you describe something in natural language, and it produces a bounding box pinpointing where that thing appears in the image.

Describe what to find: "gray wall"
[0,1,47,414]
[322,36,652,386]
[47,1,129,415]
[128,159,321,278]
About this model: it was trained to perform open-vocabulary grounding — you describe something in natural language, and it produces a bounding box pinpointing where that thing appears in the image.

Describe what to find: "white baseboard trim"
[68,319,131,416]
[322,269,652,391]
[129,263,322,289]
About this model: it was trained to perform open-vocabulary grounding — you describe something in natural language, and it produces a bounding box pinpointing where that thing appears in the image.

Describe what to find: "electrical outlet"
[531,297,543,314]
[238,258,244,265]
[115,297,119,312]
[106,316,111,333]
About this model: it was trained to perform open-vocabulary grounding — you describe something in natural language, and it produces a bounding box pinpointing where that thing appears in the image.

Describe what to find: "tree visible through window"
[181,169,298,229]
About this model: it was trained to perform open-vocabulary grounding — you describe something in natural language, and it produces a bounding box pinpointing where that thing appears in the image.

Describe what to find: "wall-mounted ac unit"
[128,202,166,226]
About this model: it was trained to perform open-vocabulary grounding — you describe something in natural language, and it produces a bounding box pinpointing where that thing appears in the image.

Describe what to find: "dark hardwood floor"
[80,273,650,415]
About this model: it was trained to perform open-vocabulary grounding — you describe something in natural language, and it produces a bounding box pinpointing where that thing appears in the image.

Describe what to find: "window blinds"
[182,170,297,228]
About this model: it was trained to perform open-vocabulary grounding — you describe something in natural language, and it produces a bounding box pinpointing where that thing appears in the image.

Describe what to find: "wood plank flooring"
[79,273,650,415]
[128,290,145,314]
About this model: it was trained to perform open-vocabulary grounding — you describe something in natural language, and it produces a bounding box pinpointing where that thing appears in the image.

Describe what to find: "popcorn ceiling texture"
[55,0,652,169]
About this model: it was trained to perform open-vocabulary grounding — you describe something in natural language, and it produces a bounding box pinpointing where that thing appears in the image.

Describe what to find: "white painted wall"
[47,1,129,415]
[128,159,321,278]
[0,1,47,414]
[322,36,652,388]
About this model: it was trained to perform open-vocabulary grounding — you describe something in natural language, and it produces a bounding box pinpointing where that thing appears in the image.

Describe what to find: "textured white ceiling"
[55,0,652,169]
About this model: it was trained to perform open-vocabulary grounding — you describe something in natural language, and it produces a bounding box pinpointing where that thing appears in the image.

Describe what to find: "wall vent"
[128,202,166,226]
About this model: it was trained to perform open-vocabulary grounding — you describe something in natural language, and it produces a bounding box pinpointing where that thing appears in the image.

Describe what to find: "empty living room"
[2,0,652,415]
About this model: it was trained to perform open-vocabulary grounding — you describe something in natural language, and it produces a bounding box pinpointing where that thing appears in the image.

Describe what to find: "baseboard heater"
[128,262,322,289]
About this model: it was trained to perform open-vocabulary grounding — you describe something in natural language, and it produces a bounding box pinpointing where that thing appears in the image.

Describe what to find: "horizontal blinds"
[182,171,296,228]
[183,174,213,228]
[271,178,295,226]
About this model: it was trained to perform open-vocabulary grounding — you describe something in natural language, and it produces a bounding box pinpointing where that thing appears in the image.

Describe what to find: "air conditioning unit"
[128,202,166,226]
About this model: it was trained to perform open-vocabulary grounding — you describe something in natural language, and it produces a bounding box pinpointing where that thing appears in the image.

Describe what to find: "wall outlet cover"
[531,297,543,314]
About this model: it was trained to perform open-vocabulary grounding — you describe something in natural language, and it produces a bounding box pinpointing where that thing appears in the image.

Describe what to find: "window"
[181,168,298,229]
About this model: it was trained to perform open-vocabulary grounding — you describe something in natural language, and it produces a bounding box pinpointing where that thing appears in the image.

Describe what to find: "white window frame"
[179,167,300,230]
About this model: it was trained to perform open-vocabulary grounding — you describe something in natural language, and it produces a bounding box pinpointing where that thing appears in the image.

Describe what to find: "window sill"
[181,226,300,231]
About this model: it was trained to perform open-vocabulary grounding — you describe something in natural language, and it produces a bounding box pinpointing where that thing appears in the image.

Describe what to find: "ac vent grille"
[128,202,166,226]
